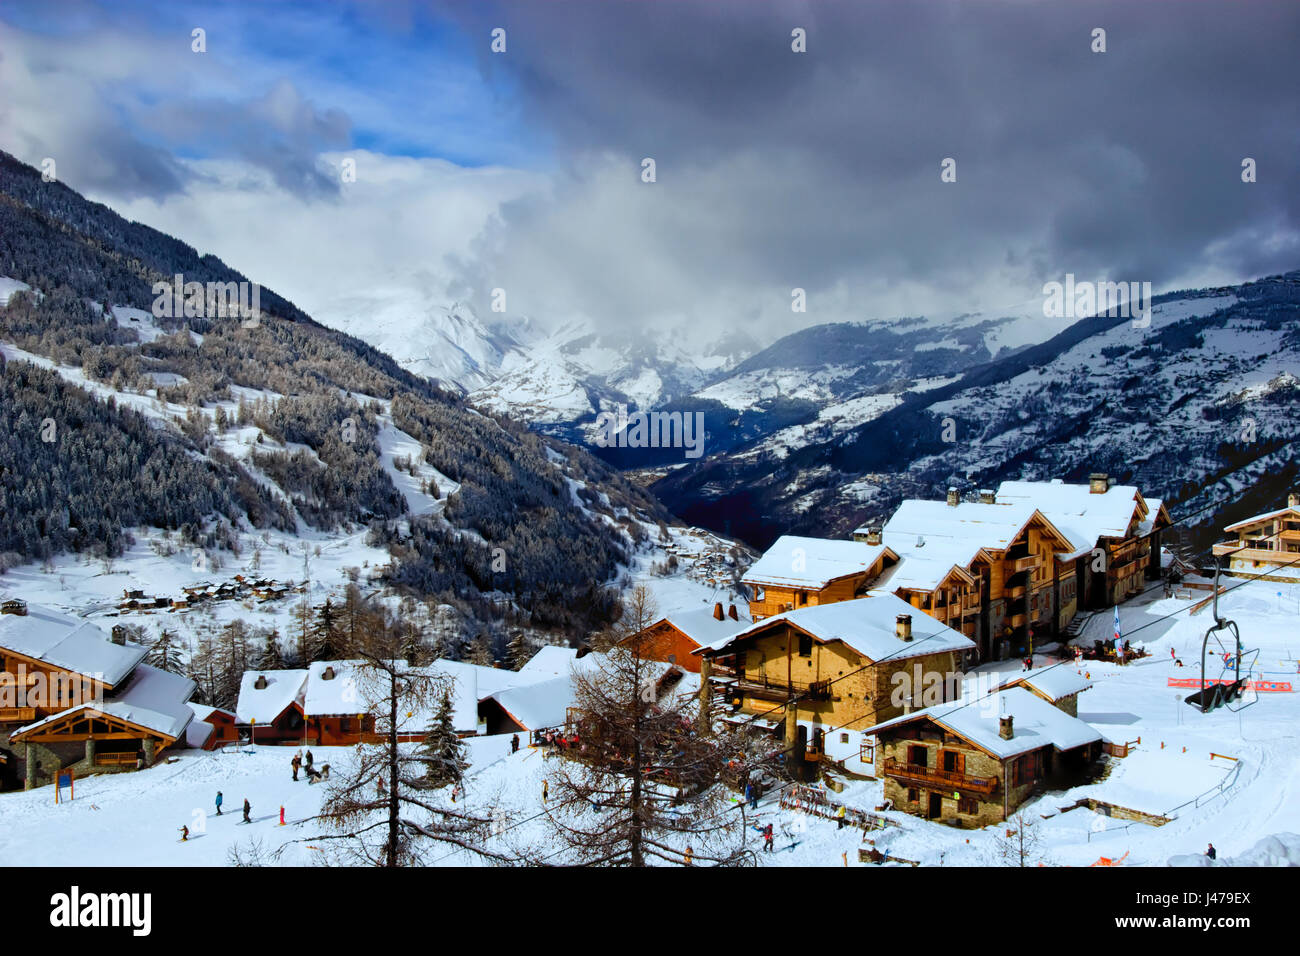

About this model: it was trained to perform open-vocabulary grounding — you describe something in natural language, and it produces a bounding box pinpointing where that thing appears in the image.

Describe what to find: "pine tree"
[145,628,184,675]
[309,598,342,662]
[506,629,531,671]
[467,633,495,668]
[414,690,468,790]
[257,628,287,670]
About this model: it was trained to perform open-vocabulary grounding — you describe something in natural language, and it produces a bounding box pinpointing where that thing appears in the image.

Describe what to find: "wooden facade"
[744,541,898,622]
[872,712,1102,828]
[1212,496,1300,583]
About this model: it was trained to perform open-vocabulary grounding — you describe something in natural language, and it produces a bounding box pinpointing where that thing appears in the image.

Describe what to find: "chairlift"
[1184,559,1255,714]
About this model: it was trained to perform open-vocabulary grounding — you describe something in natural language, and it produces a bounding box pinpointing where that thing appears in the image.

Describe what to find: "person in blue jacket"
[215,791,223,816]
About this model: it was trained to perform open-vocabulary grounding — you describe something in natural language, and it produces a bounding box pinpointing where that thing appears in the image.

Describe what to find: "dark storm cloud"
[437,0,1300,331]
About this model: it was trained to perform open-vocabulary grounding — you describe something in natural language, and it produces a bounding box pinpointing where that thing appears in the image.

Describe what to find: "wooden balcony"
[882,757,997,795]
[0,706,37,722]
[1011,555,1042,573]
[728,675,833,703]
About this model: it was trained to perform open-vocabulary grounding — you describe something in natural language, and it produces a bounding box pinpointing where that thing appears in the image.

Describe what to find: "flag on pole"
[1113,606,1122,642]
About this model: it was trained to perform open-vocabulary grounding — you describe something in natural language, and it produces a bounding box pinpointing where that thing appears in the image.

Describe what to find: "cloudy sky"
[1,0,1297,348]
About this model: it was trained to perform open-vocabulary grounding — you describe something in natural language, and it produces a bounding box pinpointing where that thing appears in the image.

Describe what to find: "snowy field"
[2,577,1297,867]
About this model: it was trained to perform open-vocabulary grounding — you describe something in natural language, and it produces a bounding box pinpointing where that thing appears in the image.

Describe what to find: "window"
[907,744,928,768]
[959,795,978,815]
[907,788,919,803]
[840,733,850,744]
[797,635,813,657]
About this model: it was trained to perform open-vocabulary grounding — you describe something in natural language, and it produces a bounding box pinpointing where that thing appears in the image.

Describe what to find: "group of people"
[290,749,330,785]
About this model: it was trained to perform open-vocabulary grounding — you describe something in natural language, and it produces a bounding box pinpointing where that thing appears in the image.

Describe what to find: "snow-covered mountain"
[470,319,760,427]
[654,275,1300,552]
[313,291,529,392]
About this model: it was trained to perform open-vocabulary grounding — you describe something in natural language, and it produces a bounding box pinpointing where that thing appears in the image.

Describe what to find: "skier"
[763,823,774,853]
[836,804,847,830]
[542,779,549,803]
[744,781,754,809]
[242,798,251,824]
[215,791,223,816]
[1206,843,1217,860]
[291,753,301,781]
[511,733,520,754]
[304,749,314,770]
[179,825,189,842]
[684,845,694,866]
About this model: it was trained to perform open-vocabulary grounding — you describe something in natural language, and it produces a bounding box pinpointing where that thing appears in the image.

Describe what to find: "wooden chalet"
[623,603,746,672]
[0,603,195,789]
[997,475,1170,609]
[992,667,1093,718]
[235,669,308,744]
[1211,493,1300,582]
[185,703,240,750]
[302,660,380,745]
[880,491,1078,661]
[865,687,1103,828]
[695,593,975,776]
[741,535,898,621]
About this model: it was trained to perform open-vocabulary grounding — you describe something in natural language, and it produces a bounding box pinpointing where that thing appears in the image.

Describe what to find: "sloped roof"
[0,605,146,686]
[658,607,748,647]
[12,663,195,742]
[1223,505,1300,534]
[742,535,895,589]
[884,499,1056,554]
[303,659,369,717]
[864,687,1102,761]
[995,666,1093,702]
[235,668,308,724]
[996,480,1147,554]
[871,555,976,594]
[485,675,575,731]
[698,592,974,662]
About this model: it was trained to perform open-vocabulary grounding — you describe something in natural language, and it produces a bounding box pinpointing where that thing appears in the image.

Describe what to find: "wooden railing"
[95,752,138,766]
[882,757,997,794]
[0,707,37,722]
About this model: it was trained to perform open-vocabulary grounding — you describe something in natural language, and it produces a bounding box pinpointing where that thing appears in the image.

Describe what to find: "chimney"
[322,665,336,680]
[865,526,882,546]
[727,604,738,620]
[1089,473,1109,495]
[713,602,724,621]
[254,675,268,690]
[946,487,960,507]
[896,614,913,642]
[979,489,996,505]
[1289,492,1300,509]
[999,714,1014,740]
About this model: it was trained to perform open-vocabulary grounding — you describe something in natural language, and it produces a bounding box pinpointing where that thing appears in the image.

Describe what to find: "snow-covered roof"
[883,499,1054,557]
[519,645,580,676]
[187,702,234,722]
[235,669,307,724]
[303,659,369,717]
[14,663,195,742]
[995,667,1093,702]
[742,535,894,589]
[996,480,1148,556]
[485,674,576,731]
[1137,498,1167,537]
[1223,505,1300,534]
[658,607,749,647]
[185,718,215,750]
[698,592,974,661]
[0,605,146,686]
[870,555,975,594]
[865,687,1101,760]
